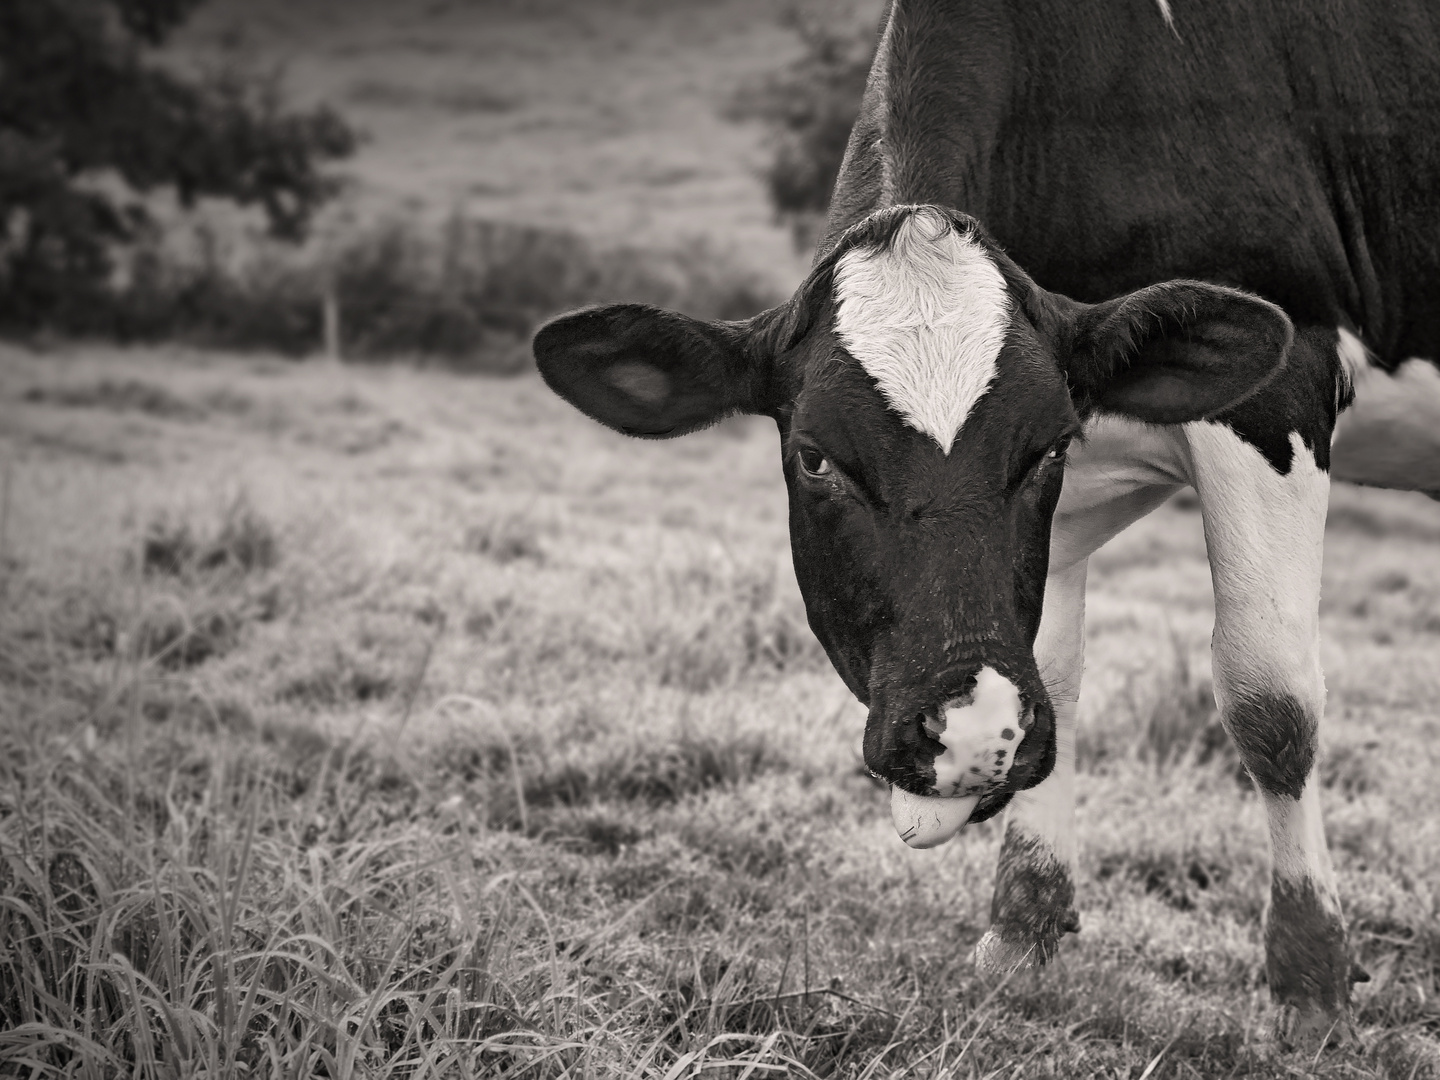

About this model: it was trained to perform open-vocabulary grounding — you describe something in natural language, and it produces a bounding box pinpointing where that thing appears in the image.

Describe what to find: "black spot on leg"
[1226,691,1317,799]
[988,825,1078,965]
[1266,877,1352,1015]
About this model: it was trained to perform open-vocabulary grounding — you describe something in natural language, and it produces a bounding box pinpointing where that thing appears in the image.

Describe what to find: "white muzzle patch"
[931,667,1029,796]
[889,667,1031,849]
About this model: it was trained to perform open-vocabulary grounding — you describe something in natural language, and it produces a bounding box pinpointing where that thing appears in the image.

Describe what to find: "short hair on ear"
[1065,281,1294,425]
[533,300,803,438]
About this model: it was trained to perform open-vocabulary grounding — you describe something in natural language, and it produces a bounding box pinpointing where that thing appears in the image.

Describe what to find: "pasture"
[166,0,818,293]
[1,343,1438,1078]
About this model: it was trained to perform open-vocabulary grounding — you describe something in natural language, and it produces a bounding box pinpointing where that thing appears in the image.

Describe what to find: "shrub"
[90,213,779,366]
[329,214,776,365]
[730,6,878,251]
[0,0,355,334]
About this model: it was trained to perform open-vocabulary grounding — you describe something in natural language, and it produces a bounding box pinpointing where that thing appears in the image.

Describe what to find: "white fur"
[1183,422,1342,925]
[833,207,1010,454]
[931,667,1025,796]
[999,562,1088,871]
[1336,326,1369,395]
[1155,0,1176,32]
[1185,424,1329,715]
[1266,785,1343,913]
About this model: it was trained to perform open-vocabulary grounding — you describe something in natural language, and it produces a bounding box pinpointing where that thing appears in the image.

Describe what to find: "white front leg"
[975,416,1188,973]
[1183,419,1355,1046]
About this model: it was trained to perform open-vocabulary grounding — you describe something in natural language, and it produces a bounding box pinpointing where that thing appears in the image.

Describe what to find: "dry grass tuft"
[140,497,279,579]
[23,378,201,420]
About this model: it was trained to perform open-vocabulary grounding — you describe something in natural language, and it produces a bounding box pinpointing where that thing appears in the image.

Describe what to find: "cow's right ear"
[1060,281,1294,424]
[533,303,796,438]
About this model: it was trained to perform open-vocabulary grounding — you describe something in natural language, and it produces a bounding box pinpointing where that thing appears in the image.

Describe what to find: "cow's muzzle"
[867,665,1055,848]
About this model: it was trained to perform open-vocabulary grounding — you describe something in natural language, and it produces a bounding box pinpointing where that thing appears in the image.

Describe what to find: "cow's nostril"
[920,711,945,740]
[943,674,979,711]
[1018,701,1037,731]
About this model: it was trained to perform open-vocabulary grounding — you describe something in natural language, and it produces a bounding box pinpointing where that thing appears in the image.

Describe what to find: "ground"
[1,344,1437,1078]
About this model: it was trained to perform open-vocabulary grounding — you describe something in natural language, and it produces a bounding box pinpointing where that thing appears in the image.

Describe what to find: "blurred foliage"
[98,213,777,368]
[730,6,877,252]
[0,0,356,332]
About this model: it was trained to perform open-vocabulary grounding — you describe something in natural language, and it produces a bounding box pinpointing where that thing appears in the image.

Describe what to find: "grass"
[2,342,1439,1077]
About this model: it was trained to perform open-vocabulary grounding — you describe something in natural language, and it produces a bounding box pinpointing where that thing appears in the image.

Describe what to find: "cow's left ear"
[533,302,798,438]
[1063,281,1294,424]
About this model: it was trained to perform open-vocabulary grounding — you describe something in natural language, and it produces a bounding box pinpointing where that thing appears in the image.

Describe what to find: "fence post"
[322,281,341,362]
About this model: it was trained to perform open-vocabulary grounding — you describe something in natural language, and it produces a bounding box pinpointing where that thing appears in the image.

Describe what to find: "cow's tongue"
[889,786,979,849]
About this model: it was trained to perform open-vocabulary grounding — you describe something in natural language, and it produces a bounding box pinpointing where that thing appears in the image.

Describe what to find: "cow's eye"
[1040,439,1071,468]
[798,446,832,477]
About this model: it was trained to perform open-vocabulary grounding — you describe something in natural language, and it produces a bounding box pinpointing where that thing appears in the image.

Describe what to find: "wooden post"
[322,281,341,362]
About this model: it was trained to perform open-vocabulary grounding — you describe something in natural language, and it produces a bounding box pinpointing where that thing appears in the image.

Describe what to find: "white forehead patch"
[833,207,1010,454]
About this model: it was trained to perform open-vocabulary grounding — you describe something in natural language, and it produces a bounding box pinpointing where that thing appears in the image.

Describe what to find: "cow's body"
[829,0,1440,367]
[822,0,1439,1043]
[534,0,1440,1049]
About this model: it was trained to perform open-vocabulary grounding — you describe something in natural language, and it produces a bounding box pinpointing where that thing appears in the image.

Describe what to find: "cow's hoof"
[1273,1003,1357,1053]
[972,928,1042,976]
[972,907,1077,977]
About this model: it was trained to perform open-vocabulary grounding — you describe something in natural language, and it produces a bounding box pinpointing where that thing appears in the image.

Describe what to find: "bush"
[0,0,355,334]
[731,7,877,251]
[96,213,779,367]
[328,214,775,364]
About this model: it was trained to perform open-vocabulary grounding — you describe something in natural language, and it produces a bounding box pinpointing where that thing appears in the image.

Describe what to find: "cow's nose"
[866,666,1037,847]
[928,667,1033,797]
[864,667,1033,787]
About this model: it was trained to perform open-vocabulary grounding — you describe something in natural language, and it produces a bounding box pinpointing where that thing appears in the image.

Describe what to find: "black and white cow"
[534,0,1440,1047]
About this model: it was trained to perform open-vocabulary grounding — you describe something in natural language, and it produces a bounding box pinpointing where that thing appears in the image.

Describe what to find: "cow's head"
[534,205,1291,847]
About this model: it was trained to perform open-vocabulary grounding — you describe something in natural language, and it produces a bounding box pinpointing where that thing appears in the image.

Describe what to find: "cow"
[532,0,1440,1049]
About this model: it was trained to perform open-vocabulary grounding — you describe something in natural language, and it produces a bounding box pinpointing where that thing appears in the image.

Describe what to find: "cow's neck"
[821,0,1012,259]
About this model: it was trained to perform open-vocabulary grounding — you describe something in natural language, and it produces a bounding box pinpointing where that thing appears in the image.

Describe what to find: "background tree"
[0,0,356,332]
[731,7,876,253]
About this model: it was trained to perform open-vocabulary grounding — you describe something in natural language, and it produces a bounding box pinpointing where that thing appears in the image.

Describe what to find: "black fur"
[1227,690,1318,800]
[535,207,1294,805]
[1266,877,1353,1026]
[987,824,1080,965]
[825,0,1440,470]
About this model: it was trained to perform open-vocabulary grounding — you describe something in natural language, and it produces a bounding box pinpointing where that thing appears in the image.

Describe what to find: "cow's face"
[535,205,1292,847]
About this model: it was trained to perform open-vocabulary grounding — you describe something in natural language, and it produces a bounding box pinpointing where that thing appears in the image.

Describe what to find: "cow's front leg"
[972,559,1086,973]
[975,417,1187,973]
[1185,419,1357,1048]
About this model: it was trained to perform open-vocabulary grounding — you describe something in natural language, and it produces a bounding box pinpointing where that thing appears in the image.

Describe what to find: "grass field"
[2,344,1438,1078]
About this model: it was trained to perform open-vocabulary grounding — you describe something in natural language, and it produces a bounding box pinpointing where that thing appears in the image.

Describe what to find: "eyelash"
[1013,443,1067,490]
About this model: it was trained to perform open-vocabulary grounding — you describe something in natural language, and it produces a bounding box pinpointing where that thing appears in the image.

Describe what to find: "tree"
[730,8,876,252]
[0,0,356,331]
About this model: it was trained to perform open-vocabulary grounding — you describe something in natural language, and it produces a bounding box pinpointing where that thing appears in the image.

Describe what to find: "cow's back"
[826,0,1440,367]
